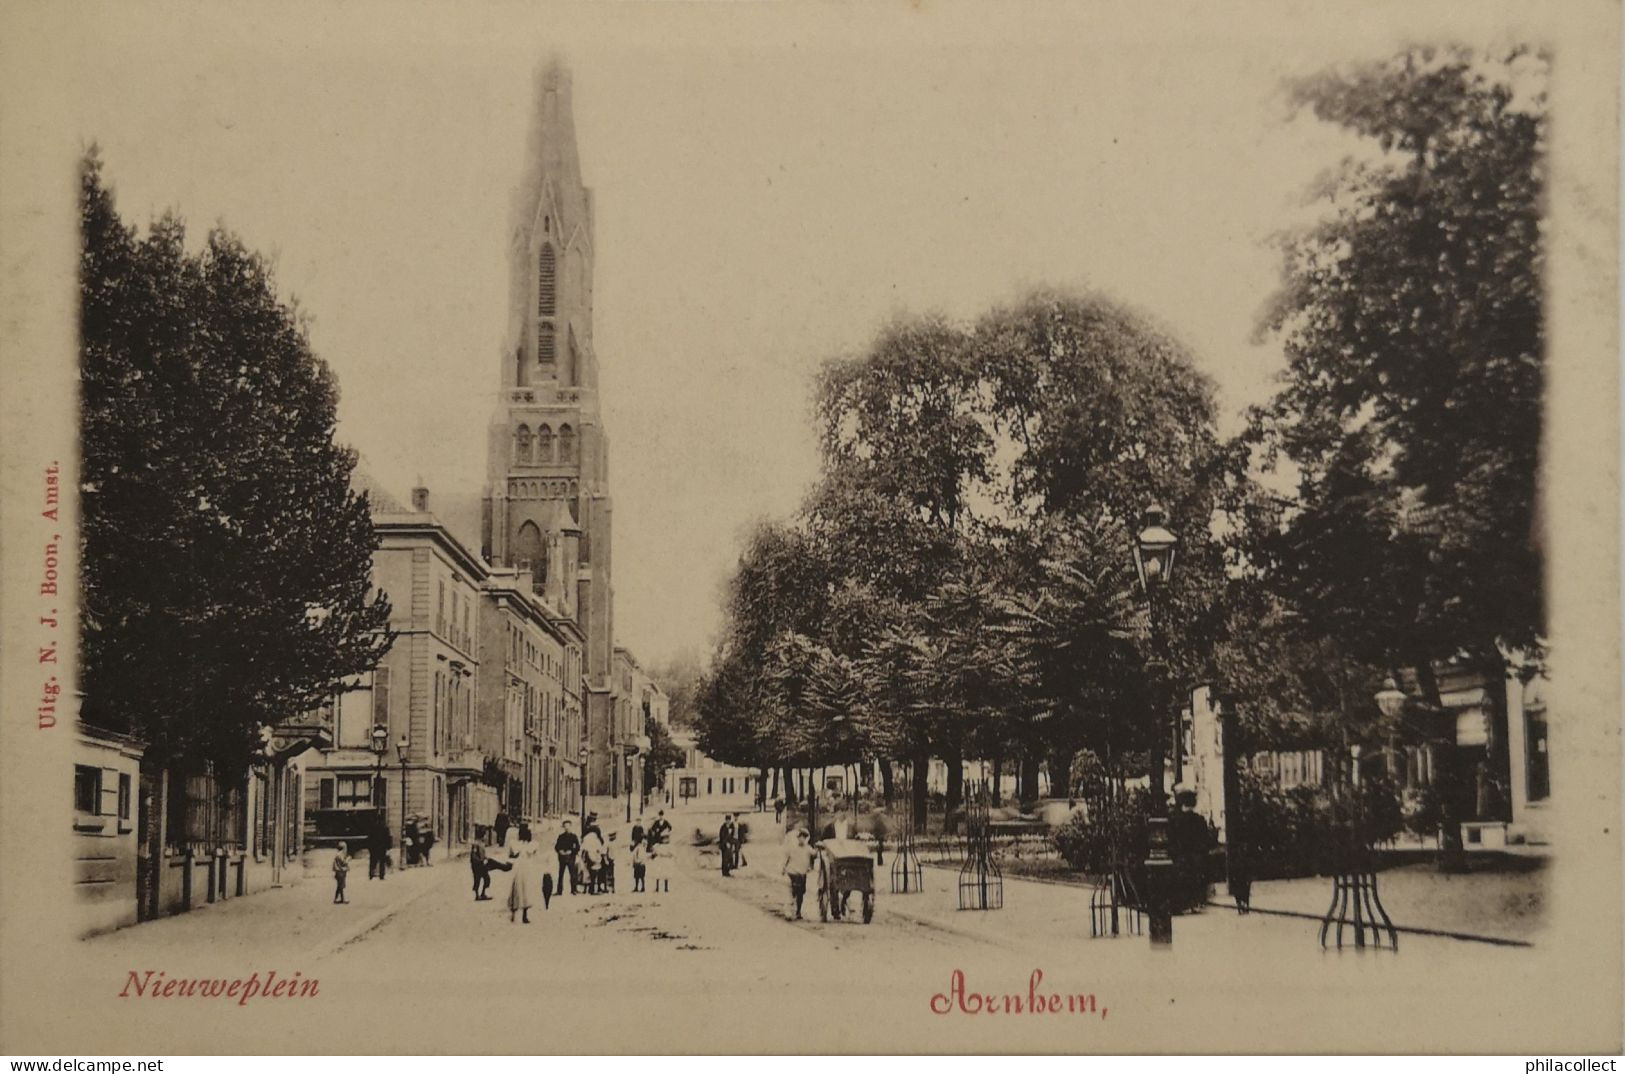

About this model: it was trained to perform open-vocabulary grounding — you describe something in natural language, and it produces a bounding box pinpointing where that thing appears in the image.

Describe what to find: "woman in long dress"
[506,824,536,923]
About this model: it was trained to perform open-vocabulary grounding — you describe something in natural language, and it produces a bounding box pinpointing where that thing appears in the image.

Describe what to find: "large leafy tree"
[1245,47,1547,848]
[1250,46,1545,667]
[973,291,1235,801]
[79,153,393,773]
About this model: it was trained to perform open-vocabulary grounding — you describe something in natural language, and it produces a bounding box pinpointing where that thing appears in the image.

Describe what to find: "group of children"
[331,818,678,910]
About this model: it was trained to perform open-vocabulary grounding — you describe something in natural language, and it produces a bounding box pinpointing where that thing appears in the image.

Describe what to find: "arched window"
[537,245,556,318]
[536,424,554,463]
[516,521,546,585]
[558,424,575,463]
[515,424,533,464]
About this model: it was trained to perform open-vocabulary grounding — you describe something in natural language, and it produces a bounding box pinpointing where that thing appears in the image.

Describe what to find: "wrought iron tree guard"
[1089,784,1144,937]
[957,781,1003,911]
[1318,761,1398,951]
[890,765,924,894]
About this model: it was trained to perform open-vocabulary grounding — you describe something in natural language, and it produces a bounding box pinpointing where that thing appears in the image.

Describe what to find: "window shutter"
[100,767,120,816]
[119,773,133,823]
[319,778,335,810]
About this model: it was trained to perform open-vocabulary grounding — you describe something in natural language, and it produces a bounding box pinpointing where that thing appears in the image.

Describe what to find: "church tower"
[483,59,616,797]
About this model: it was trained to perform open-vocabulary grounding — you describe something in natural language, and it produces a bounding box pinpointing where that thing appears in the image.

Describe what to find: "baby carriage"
[599,854,616,893]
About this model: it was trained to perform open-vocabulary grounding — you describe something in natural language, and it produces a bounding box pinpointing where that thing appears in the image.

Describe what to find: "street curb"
[1200,901,1536,948]
[304,870,453,962]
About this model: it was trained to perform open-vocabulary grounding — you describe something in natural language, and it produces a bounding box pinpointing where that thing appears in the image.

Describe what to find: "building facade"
[667,730,759,811]
[305,485,487,859]
[476,567,586,829]
[482,61,620,801]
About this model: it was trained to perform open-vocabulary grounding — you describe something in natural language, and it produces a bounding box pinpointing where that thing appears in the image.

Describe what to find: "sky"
[16,1,1577,668]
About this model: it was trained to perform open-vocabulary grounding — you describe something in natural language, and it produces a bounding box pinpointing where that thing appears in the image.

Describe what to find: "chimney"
[411,481,429,513]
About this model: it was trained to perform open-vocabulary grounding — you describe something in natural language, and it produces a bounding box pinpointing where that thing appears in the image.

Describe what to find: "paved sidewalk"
[80,854,460,966]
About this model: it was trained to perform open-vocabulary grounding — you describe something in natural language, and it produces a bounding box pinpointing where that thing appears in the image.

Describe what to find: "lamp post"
[370,724,388,819]
[578,745,589,830]
[625,751,635,823]
[1132,502,1179,945]
[395,734,409,866]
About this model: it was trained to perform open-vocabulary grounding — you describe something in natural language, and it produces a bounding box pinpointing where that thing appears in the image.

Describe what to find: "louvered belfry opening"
[537,243,557,369]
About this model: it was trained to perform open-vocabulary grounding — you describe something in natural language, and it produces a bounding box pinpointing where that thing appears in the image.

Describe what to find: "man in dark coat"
[367,816,391,880]
[648,810,672,848]
[718,814,738,876]
[554,819,581,895]
[494,810,511,850]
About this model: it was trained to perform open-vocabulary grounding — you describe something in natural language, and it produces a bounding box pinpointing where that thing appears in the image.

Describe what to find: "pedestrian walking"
[773,798,785,825]
[601,831,619,893]
[554,819,581,895]
[367,816,391,880]
[648,810,672,849]
[719,814,738,876]
[782,829,816,920]
[647,839,670,893]
[506,824,537,924]
[581,824,606,894]
[470,840,492,901]
[1228,842,1252,915]
[631,836,648,893]
[494,809,511,850]
[332,842,351,905]
[630,815,646,849]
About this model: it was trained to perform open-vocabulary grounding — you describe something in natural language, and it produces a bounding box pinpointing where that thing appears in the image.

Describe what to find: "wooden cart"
[816,839,876,923]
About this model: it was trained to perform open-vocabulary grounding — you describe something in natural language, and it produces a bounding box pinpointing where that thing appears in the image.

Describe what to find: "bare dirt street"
[57,810,1575,1053]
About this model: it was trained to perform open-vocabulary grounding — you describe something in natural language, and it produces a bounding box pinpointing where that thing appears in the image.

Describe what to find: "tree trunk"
[1019,750,1041,813]
[911,752,929,833]
[1049,747,1076,801]
[991,750,1003,806]
[879,758,894,807]
[759,765,769,809]
[781,764,797,806]
[945,742,964,816]
[770,766,780,799]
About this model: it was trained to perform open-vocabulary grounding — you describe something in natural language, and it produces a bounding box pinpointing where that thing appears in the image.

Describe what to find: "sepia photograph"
[0,0,1619,1057]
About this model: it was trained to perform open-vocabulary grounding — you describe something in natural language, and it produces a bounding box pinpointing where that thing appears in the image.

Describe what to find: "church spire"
[505,57,596,394]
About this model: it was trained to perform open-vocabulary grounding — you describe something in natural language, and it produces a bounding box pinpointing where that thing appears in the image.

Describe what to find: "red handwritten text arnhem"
[929,969,1106,1018]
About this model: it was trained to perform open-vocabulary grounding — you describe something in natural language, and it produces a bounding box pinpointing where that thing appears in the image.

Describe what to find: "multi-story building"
[305,482,486,859]
[477,566,587,829]
[608,647,653,820]
[481,61,619,803]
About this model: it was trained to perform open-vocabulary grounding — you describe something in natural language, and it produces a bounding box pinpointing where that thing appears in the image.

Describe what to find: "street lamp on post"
[370,724,388,818]
[1133,502,1179,946]
[395,734,409,865]
[578,745,589,830]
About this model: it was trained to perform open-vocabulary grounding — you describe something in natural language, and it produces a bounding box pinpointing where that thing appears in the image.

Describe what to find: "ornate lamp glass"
[1133,503,1179,594]
[395,734,409,763]
[370,724,389,755]
[1374,678,1409,719]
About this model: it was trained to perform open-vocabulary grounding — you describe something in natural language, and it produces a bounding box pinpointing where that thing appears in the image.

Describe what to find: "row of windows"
[676,776,755,799]
[433,668,473,755]
[514,424,576,465]
[436,581,474,652]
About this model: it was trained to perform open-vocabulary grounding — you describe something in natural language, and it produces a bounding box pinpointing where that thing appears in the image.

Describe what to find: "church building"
[482,61,637,800]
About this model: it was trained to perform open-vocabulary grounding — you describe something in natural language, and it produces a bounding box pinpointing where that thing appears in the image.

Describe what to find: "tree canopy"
[79,151,394,772]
